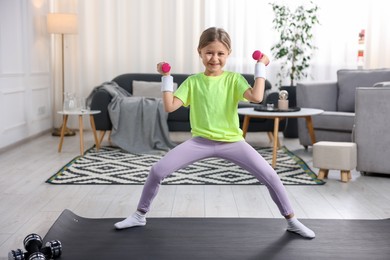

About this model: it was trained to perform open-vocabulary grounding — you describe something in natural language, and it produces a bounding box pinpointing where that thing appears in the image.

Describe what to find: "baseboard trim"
[0,129,52,154]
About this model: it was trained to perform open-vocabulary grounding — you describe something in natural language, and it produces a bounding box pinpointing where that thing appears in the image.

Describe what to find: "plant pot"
[280,86,298,138]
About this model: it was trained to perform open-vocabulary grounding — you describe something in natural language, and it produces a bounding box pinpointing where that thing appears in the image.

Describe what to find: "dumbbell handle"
[161,63,171,73]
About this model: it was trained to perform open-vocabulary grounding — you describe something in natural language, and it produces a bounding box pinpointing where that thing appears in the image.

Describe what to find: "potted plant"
[269,1,320,138]
[270,1,320,87]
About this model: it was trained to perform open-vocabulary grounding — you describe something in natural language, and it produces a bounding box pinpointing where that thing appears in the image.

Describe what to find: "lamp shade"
[47,13,78,34]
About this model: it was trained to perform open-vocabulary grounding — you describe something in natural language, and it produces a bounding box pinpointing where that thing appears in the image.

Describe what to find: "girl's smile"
[198,40,230,76]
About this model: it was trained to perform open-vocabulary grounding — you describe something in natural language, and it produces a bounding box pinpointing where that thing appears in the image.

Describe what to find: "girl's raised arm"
[157,62,183,112]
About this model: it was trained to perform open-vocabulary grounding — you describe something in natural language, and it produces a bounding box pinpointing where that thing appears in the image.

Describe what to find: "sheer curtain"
[76,0,206,93]
[50,0,390,127]
[205,0,389,86]
[51,0,205,127]
[366,0,390,69]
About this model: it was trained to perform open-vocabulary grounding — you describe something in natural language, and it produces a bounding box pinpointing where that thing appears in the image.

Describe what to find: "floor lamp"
[47,13,78,136]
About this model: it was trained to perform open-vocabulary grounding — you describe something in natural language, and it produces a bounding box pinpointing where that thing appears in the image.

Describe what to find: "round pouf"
[313,141,357,182]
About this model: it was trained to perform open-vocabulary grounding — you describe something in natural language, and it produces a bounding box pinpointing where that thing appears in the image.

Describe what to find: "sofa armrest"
[90,89,112,131]
[355,87,390,174]
[373,81,390,88]
[297,82,338,111]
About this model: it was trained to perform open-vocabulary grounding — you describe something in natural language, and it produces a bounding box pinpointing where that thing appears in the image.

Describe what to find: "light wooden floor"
[1,131,389,257]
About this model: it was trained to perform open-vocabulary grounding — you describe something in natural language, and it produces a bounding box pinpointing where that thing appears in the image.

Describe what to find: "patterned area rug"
[47,146,324,185]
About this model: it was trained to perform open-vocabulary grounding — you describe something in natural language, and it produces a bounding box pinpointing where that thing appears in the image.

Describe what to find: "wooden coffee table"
[238,107,324,168]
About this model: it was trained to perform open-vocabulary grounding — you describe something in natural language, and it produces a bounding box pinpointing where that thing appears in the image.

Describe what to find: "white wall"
[0,0,52,150]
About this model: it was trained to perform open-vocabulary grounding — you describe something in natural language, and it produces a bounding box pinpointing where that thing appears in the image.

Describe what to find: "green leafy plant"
[270,1,320,87]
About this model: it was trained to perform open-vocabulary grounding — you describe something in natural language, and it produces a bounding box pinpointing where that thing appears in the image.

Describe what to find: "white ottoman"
[313,141,357,182]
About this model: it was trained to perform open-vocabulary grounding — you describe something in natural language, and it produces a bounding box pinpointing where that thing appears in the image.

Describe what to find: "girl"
[115,27,315,239]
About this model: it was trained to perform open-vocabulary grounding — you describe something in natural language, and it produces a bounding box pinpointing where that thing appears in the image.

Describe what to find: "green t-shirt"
[174,71,250,142]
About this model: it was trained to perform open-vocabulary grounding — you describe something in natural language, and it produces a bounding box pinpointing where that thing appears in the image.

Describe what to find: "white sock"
[286,217,315,238]
[114,211,146,229]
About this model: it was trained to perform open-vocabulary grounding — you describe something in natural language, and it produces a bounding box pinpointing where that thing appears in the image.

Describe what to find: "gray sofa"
[90,73,283,134]
[355,84,390,174]
[297,68,390,174]
[297,69,390,148]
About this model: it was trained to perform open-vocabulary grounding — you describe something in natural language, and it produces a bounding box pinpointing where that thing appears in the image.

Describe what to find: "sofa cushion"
[167,107,189,121]
[337,69,390,112]
[312,111,355,132]
[132,80,177,98]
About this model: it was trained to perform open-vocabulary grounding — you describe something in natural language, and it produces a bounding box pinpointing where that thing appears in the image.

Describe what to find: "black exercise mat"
[43,209,390,260]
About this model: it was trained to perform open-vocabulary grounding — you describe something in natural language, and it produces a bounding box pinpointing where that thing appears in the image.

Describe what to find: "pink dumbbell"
[161,63,171,73]
[252,50,263,61]
[252,50,269,66]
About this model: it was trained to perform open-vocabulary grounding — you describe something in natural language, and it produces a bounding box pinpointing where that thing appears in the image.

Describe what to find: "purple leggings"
[137,137,294,217]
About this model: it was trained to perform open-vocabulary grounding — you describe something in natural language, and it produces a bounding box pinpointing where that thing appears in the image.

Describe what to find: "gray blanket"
[87,82,176,153]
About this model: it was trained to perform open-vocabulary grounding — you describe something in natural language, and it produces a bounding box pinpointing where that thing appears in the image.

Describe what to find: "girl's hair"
[197,27,232,53]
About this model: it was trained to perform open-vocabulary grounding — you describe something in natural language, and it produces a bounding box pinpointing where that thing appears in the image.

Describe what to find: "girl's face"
[198,40,230,76]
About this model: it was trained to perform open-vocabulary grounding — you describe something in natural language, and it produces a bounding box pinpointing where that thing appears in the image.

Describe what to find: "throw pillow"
[132,80,178,98]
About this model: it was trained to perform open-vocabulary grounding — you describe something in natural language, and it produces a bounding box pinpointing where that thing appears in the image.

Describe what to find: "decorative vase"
[280,86,298,138]
[278,100,289,110]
